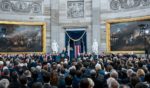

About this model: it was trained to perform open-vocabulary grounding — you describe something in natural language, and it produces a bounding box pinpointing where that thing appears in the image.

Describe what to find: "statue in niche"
[92,39,99,55]
[52,40,59,53]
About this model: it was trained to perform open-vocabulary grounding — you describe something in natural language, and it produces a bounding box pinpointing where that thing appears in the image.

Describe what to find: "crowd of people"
[0,53,149,88]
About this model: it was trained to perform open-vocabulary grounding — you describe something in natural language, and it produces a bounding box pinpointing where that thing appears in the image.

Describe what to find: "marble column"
[50,0,60,53]
[92,0,101,53]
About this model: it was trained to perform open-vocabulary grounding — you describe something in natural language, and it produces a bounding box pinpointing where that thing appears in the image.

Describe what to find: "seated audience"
[0,53,148,88]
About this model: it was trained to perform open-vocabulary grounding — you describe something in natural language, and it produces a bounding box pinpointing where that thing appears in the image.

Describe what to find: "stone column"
[59,0,67,52]
[43,0,51,53]
[92,0,101,53]
[50,0,60,52]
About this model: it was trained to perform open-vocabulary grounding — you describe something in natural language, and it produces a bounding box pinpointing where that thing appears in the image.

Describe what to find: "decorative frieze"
[110,0,150,10]
[0,0,42,14]
[67,1,84,18]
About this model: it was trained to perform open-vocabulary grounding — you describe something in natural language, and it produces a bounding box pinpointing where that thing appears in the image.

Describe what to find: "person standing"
[60,48,68,62]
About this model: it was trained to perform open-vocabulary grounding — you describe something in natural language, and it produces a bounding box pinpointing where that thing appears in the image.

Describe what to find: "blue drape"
[65,30,87,59]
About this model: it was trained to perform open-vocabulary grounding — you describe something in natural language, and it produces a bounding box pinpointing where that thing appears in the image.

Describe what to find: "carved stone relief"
[110,0,120,10]
[142,0,150,6]
[31,2,42,13]
[0,0,42,14]
[67,1,84,18]
[0,0,11,11]
[110,0,150,10]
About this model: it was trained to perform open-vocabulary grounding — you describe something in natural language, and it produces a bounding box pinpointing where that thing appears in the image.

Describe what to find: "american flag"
[74,41,81,58]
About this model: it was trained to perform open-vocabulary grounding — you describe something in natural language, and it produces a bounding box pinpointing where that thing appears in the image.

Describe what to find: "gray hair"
[110,70,118,79]
[107,77,120,88]
[36,66,42,72]
[0,79,10,88]
[127,69,134,77]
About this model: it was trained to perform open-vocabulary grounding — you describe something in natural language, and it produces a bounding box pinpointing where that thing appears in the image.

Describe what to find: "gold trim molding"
[0,21,46,54]
[106,16,150,54]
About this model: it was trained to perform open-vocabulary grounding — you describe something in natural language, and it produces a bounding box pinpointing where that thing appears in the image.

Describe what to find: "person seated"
[19,75,29,88]
[0,79,10,88]
[43,72,51,88]
[79,78,94,88]
[32,82,42,88]
[135,82,148,88]
[65,75,73,88]
[107,77,120,88]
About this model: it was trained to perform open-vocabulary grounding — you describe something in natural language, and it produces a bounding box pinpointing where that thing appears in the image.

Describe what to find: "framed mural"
[0,21,46,54]
[106,16,150,53]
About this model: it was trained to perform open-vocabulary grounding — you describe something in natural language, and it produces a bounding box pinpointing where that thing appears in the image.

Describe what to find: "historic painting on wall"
[0,21,46,53]
[106,17,150,53]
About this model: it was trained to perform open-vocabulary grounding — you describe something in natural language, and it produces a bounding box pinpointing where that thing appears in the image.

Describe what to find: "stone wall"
[56,0,93,52]
[0,0,150,53]
[100,0,150,52]
[0,0,51,53]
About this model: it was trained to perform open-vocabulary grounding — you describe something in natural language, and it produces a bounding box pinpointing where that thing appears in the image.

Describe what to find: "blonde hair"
[137,69,145,77]
[87,78,94,88]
